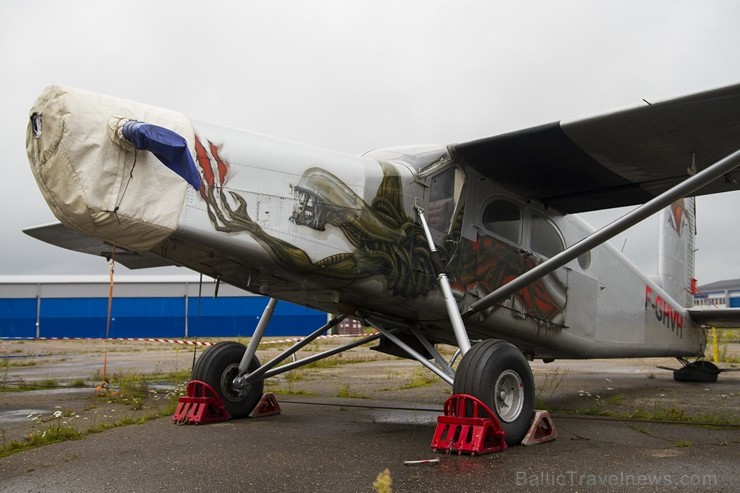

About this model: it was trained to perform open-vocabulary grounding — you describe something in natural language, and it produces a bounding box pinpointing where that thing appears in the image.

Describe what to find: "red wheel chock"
[249,392,281,418]
[431,394,507,455]
[172,380,232,425]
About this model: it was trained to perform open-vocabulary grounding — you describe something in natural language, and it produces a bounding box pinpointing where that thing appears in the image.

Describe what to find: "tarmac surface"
[0,339,738,492]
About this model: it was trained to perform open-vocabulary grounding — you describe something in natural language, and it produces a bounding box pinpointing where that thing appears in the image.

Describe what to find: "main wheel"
[192,341,264,418]
[452,340,535,446]
[673,360,720,383]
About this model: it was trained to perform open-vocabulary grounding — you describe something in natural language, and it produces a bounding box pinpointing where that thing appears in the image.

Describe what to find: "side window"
[427,167,462,233]
[482,200,522,244]
[530,215,564,258]
[430,167,455,201]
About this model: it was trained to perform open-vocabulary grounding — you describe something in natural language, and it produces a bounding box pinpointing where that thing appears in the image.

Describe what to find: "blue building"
[0,276,327,339]
[694,279,740,309]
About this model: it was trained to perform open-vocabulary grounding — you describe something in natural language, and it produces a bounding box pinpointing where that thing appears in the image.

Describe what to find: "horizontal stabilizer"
[23,223,175,270]
[688,308,740,329]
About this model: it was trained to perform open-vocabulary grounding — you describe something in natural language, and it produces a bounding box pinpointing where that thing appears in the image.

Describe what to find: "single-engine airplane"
[24,84,740,445]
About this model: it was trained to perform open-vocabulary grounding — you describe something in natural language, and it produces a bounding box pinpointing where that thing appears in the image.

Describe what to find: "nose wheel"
[453,340,535,446]
[192,341,264,418]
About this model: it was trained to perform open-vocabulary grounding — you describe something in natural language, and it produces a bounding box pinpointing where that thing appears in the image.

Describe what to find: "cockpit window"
[482,200,522,244]
[427,167,458,233]
[530,215,564,258]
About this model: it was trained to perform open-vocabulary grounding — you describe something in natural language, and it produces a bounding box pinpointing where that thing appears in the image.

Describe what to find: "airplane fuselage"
[26,86,706,362]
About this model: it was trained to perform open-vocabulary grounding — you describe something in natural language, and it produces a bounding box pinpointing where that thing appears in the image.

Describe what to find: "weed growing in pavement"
[572,399,739,425]
[398,367,437,390]
[0,378,64,392]
[264,374,315,397]
[285,369,305,382]
[605,392,626,405]
[535,367,566,409]
[102,372,150,411]
[2,360,39,368]
[336,383,367,399]
[0,359,8,389]
[300,352,382,370]
[385,370,400,380]
[372,468,393,493]
[336,383,351,397]
[0,374,191,458]
[0,407,84,457]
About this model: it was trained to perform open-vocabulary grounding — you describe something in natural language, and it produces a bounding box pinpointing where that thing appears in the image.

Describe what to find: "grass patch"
[1,359,40,368]
[299,353,383,370]
[0,410,173,459]
[605,392,626,405]
[268,388,315,397]
[0,379,63,392]
[1,425,84,457]
[336,383,367,399]
[264,372,315,396]
[397,368,437,390]
[673,439,693,448]
[535,367,566,409]
[0,382,187,458]
[570,403,739,426]
[284,370,305,382]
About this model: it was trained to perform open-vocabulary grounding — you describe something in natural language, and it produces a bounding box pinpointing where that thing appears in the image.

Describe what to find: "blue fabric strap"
[121,121,202,190]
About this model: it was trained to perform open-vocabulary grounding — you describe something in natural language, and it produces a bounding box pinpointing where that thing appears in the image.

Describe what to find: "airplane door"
[564,269,598,338]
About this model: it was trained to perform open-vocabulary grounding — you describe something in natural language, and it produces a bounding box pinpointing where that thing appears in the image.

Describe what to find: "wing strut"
[415,204,471,355]
[463,148,740,318]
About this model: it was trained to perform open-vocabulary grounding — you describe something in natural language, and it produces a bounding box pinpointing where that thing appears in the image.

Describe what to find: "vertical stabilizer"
[657,198,695,307]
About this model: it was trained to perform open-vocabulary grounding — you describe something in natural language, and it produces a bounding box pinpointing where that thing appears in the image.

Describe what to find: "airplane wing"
[23,223,176,270]
[688,308,740,329]
[450,83,740,213]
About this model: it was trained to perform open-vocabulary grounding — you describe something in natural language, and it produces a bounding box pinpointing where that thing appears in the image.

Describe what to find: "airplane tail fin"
[657,197,696,308]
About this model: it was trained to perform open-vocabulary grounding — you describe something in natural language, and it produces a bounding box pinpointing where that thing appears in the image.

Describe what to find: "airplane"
[23,83,740,446]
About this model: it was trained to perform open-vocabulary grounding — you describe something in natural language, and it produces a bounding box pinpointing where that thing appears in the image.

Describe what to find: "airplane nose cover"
[26,85,193,252]
[121,121,201,191]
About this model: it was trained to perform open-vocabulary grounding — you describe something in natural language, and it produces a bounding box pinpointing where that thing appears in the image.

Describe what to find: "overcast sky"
[1,0,739,285]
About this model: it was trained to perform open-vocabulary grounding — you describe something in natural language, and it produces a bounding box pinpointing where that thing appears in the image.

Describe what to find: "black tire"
[192,341,264,418]
[673,360,720,383]
[453,340,535,446]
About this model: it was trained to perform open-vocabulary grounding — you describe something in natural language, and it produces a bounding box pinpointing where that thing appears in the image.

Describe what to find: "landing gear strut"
[414,206,535,446]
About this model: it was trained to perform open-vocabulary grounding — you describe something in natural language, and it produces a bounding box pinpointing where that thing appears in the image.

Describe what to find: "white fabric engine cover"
[26,86,194,251]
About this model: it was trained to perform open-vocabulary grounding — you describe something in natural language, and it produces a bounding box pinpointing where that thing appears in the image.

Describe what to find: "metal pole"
[415,207,471,355]
[371,322,454,385]
[238,297,278,373]
[464,148,740,317]
[259,332,383,379]
[183,284,189,338]
[35,283,41,339]
[235,314,346,386]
